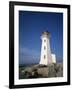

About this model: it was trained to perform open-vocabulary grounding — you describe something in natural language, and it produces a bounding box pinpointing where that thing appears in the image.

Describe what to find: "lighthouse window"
[44,39,46,42]
[44,46,46,50]
[44,55,46,59]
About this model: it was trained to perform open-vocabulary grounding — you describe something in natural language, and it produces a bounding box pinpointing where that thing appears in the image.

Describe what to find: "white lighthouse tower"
[39,31,53,65]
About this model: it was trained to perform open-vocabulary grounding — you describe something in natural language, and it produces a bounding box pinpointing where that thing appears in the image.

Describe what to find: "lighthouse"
[39,31,53,65]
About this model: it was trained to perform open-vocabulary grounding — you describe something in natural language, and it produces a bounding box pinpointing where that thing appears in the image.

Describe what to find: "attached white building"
[51,54,56,64]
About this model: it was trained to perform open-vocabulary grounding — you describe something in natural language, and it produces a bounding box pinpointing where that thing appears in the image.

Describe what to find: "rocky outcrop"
[19,63,63,79]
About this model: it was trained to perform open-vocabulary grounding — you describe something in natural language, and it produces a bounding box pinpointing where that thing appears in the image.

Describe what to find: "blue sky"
[19,11,63,65]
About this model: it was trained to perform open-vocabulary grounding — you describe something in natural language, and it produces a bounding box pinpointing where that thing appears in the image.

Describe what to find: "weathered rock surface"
[19,63,63,79]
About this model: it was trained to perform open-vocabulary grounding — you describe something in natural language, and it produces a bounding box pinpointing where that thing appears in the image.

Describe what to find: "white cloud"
[19,47,40,65]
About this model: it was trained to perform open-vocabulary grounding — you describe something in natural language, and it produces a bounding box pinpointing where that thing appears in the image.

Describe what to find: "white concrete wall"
[40,37,48,65]
[39,35,52,65]
[51,54,56,63]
